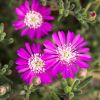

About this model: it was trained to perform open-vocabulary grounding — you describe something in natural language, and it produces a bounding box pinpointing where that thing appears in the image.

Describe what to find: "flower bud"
[89,11,97,21]
[79,69,87,78]
[33,77,41,86]
[0,86,7,96]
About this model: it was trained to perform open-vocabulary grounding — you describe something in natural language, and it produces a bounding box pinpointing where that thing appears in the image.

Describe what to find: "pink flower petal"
[52,32,61,46]
[25,42,33,55]
[58,31,66,45]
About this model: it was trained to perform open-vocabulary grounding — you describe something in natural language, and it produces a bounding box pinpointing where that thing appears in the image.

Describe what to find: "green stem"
[84,2,92,12]
[26,84,33,100]
[57,15,63,21]
[75,0,82,9]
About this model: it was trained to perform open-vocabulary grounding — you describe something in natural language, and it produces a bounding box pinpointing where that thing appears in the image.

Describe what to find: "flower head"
[13,0,54,39]
[16,42,52,85]
[43,31,92,78]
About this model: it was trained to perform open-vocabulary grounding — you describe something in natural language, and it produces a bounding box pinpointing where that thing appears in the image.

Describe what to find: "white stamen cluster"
[24,10,43,29]
[57,44,78,65]
[28,54,45,74]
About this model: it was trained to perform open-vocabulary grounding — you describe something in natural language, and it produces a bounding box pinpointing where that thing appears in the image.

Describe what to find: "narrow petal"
[43,54,58,60]
[16,65,28,70]
[16,58,28,65]
[72,37,84,49]
[44,16,54,20]
[39,7,51,16]
[77,42,88,48]
[32,43,41,53]
[37,43,41,53]
[61,64,75,78]
[44,40,56,51]
[78,48,90,53]
[20,4,26,14]
[21,28,29,36]
[72,34,80,45]
[25,42,33,55]
[58,31,66,45]
[36,29,43,39]
[66,31,74,44]
[19,48,30,57]
[28,74,35,85]
[52,32,61,46]
[69,68,75,78]
[44,49,57,54]
[17,48,30,59]
[21,71,33,84]
[75,37,84,47]
[15,8,25,17]
[24,0,30,11]
[45,58,59,69]
[76,60,90,68]
[71,65,78,74]
[40,72,52,84]
[13,21,25,30]
[41,22,52,34]
[32,0,39,10]
[32,43,38,53]
[78,54,92,61]
[13,20,24,26]
[62,66,70,78]
[51,62,61,77]
[28,29,35,40]
[16,65,29,73]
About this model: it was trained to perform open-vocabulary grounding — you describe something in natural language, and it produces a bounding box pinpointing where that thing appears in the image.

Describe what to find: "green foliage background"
[0,0,100,100]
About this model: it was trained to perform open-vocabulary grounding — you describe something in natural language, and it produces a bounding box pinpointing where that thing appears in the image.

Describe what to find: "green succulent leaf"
[64,86,72,94]
[77,76,93,89]
[72,79,80,91]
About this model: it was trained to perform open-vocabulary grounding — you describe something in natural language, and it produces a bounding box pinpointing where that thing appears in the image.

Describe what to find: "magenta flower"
[13,0,54,39]
[43,31,92,78]
[16,43,52,85]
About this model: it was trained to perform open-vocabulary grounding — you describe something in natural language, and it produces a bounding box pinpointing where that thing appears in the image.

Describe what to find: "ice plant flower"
[16,43,52,85]
[13,0,54,39]
[43,31,92,78]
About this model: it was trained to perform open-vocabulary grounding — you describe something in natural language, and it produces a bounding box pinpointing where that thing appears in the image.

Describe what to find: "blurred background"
[0,0,100,100]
